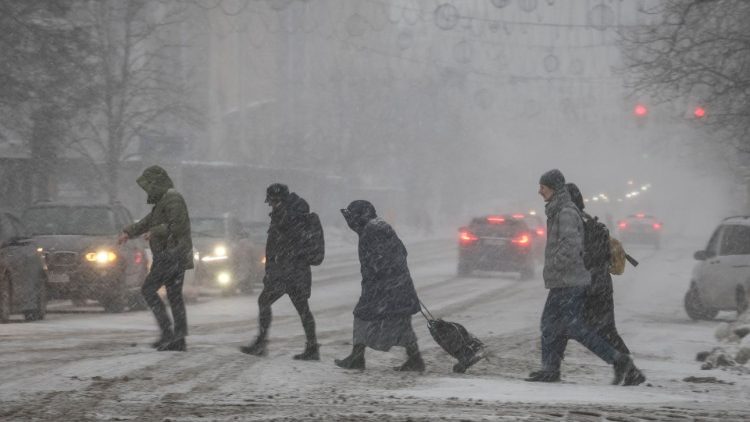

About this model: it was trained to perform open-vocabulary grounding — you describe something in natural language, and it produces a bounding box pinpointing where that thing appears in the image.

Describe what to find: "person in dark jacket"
[334,200,424,372]
[526,169,645,385]
[566,183,631,355]
[240,183,319,360]
[118,165,193,352]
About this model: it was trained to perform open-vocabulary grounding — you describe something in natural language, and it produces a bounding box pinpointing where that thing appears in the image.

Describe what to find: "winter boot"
[293,342,320,361]
[524,370,561,382]
[151,330,174,349]
[159,337,186,352]
[613,354,645,386]
[395,344,425,372]
[240,336,268,356]
[334,344,365,370]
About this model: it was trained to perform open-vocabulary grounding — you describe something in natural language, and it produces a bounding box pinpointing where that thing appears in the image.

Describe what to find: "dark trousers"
[256,283,316,344]
[585,283,630,355]
[141,256,187,338]
[541,287,621,372]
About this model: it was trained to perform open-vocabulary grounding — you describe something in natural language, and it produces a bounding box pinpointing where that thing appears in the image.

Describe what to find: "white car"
[685,216,750,320]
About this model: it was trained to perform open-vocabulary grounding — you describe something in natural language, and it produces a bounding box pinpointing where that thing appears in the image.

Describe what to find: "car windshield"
[22,206,117,236]
[192,218,225,238]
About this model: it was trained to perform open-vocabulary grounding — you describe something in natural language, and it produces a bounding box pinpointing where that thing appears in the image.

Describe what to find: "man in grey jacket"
[526,169,645,385]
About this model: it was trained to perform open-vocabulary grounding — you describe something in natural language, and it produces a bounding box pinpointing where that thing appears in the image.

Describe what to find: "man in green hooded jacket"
[118,165,193,351]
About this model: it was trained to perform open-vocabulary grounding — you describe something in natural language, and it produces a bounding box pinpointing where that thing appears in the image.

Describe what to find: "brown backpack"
[609,237,627,275]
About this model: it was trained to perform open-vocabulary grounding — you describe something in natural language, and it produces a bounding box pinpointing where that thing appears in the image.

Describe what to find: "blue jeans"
[541,287,621,372]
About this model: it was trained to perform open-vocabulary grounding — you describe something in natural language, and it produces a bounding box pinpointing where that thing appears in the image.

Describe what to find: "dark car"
[617,213,662,249]
[0,211,48,322]
[21,202,149,313]
[457,214,536,279]
[192,215,265,295]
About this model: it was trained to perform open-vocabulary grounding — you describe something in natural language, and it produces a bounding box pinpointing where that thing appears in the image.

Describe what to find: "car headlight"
[85,250,117,264]
[201,244,229,262]
[217,271,231,285]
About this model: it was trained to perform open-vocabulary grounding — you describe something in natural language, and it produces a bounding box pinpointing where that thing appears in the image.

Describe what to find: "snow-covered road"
[1,235,749,421]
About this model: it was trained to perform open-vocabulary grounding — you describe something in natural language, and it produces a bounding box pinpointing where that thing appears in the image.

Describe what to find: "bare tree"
[620,0,750,153]
[66,0,203,201]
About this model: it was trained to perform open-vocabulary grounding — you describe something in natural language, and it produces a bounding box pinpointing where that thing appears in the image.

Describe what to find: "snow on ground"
[2,234,750,420]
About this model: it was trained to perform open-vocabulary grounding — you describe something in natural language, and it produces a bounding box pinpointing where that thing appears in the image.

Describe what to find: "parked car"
[617,213,662,249]
[685,216,750,320]
[21,202,148,313]
[192,215,265,295]
[457,214,536,279]
[0,211,48,322]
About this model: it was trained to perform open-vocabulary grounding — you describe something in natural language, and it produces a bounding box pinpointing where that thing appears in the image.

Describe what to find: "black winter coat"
[353,217,420,321]
[266,192,310,268]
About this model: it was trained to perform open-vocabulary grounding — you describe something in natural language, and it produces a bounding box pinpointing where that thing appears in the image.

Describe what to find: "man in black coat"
[335,200,424,371]
[240,183,319,360]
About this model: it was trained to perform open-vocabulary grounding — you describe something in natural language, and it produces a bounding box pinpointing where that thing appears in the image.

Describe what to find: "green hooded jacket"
[124,165,193,270]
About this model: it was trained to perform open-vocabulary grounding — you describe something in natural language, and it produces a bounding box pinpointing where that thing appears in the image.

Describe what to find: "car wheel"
[736,286,749,317]
[101,296,126,313]
[0,271,12,323]
[24,275,47,321]
[684,287,718,320]
[457,260,472,277]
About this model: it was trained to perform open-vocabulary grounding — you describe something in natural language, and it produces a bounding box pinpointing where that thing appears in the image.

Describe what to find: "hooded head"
[341,200,377,234]
[565,182,585,211]
[136,165,174,204]
[265,183,290,208]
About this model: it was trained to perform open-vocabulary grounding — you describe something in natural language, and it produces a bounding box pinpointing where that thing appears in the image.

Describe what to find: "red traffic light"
[634,103,648,117]
[694,106,706,118]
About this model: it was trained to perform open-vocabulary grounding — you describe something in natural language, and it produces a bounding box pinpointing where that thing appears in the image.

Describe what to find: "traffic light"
[633,103,648,117]
[693,106,706,118]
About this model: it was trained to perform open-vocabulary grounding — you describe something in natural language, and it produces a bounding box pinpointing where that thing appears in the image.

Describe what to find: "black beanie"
[539,169,565,191]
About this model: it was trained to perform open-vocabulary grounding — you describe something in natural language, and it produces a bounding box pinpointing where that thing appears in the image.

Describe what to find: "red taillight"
[134,250,143,264]
[512,233,531,245]
[618,222,627,229]
[653,223,661,230]
[512,213,525,219]
[636,213,645,218]
[535,228,545,237]
[487,216,505,224]
[459,230,479,244]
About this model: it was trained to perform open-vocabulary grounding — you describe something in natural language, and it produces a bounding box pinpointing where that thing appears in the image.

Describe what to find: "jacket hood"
[136,165,174,204]
[342,200,377,235]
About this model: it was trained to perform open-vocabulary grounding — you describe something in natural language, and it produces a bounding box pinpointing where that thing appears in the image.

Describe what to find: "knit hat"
[539,169,565,191]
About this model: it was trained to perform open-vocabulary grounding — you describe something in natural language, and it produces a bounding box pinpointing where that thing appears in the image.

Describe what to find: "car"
[457,214,536,279]
[21,202,149,313]
[0,211,48,322]
[685,216,750,320]
[616,213,662,248]
[513,212,546,260]
[192,215,265,295]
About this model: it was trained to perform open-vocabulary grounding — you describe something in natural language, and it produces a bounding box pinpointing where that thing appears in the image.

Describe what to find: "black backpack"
[582,214,611,270]
[302,212,325,266]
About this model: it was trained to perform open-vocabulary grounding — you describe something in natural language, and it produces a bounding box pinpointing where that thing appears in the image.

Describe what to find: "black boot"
[395,344,425,372]
[151,330,173,349]
[240,336,267,356]
[293,342,320,361]
[524,370,560,382]
[613,354,645,386]
[159,337,186,352]
[335,344,365,370]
